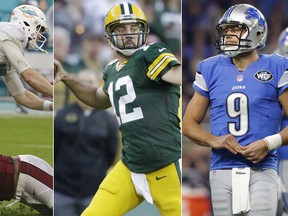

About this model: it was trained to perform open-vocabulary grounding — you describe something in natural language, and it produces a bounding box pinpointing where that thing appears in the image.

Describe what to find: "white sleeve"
[194,71,208,92]
[2,71,25,96]
[0,40,30,74]
[279,70,288,88]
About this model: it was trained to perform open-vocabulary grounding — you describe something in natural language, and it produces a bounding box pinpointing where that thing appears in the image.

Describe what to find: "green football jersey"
[103,43,181,173]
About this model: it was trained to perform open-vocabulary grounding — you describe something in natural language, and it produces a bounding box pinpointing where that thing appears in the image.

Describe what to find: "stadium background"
[182,0,288,215]
[0,0,53,215]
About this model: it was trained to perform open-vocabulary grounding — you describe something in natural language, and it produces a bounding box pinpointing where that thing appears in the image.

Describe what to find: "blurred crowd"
[54,0,181,110]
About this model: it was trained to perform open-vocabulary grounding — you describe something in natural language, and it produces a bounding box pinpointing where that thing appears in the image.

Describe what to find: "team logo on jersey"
[65,113,78,123]
[254,70,273,82]
[237,75,243,82]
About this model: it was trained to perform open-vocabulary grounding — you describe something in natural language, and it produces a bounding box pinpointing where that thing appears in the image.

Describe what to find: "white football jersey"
[0,22,30,95]
[0,22,30,74]
[0,22,27,50]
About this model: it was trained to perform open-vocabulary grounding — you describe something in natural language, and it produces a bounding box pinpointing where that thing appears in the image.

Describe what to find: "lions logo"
[245,7,266,31]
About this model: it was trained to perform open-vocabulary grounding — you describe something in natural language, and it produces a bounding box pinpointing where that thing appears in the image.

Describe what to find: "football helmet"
[214,4,267,57]
[104,2,149,56]
[277,28,288,57]
[10,5,49,53]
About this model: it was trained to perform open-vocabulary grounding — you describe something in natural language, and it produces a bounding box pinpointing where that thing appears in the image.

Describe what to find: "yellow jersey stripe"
[148,53,174,73]
[147,53,177,79]
[151,56,177,80]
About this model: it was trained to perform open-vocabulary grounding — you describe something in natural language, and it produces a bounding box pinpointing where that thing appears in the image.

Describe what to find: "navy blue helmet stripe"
[224,6,236,19]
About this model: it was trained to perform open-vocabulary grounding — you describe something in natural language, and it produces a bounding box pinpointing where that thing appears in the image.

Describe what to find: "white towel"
[131,172,153,204]
[232,167,251,214]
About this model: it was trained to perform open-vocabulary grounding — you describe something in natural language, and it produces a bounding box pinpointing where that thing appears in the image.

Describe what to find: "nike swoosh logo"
[156,175,167,180]
[159,48,166,52]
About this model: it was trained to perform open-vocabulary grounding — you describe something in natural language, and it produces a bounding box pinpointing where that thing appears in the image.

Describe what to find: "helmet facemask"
[27,24,48,53]
[215,23,252,57]
[106,19,149,56]
[104,2,150,57]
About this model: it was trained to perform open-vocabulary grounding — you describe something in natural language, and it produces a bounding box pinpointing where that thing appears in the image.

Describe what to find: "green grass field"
[0,114,53,215]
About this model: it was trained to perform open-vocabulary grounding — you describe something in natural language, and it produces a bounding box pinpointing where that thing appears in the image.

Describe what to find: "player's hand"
[210,134,242,154]
[54,59,67,84]
[241,139,269,164]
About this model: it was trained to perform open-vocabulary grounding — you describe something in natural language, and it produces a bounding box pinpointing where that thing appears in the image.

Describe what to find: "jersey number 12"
[108,75,144,124]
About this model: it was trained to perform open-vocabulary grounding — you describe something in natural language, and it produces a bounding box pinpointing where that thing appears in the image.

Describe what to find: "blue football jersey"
[277,146,288,161]
[193,54,288,170]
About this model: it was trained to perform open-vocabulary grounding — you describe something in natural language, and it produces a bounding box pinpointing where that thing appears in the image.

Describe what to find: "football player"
[183,4,288,216]
[275,28,288,216]
[276,28,288,58]
[0,4,53,111]
[55,2,181,216]
[0,154,53,215]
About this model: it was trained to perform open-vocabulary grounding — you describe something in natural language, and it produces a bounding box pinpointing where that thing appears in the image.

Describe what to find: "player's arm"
[0,40,52,97]
[145,44,181,85]
[14,90,53,111]
[183,91,242,154]
[279,89,288,146]
[54,59,111,109]
[279,126,288,146]
[183,91,210,146]
[161,65,181,85]
[242,89,288,163]
[20,68,53,97]
[3,72,53,111]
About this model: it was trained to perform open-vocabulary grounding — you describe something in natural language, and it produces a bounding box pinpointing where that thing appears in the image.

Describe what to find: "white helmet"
[277,28,288,57]
[214,4,268,57]
[10,5,49,53]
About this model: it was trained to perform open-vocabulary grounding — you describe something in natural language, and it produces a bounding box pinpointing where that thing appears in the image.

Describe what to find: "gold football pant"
[81,160,181,216]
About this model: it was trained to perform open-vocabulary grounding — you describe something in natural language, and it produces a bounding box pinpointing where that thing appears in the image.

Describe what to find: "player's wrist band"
[263,134,282,150]
[43,100,52,111]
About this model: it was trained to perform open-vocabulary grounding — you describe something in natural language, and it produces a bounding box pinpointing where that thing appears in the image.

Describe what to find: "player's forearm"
[55,59,110,109]
[21,69,53,97]
[280,126,288,146]
[279,91,288,146]
[14,90,53,111]
[182,120,214,147]
[162,65,181,85]
[62,75,106,109]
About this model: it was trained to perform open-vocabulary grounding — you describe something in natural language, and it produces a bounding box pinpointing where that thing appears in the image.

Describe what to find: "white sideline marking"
[9,144,52,149]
